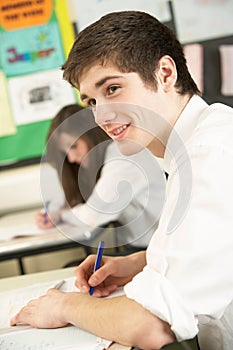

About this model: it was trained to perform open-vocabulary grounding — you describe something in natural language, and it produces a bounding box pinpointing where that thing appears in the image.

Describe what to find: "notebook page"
[0,325,103,350]
[0,279,64,331]
[0,277,122,349]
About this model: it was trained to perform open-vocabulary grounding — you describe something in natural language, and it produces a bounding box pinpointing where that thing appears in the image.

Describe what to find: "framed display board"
[0,0,77,166]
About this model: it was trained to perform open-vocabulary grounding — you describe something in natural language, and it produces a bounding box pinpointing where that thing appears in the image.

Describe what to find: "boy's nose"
[95,104,117,126]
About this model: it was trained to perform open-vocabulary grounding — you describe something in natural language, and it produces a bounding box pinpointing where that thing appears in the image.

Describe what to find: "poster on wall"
[219,45,233,96]
[0,0,53,31]
[8,69,76,125]
[0,0,76,125]
[172,0,233,43]
[68,0,171,31]
[0,21,65,76]
[0,0,76,164]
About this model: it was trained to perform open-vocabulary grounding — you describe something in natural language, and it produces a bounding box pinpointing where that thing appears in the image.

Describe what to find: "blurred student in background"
[36,104,166,252]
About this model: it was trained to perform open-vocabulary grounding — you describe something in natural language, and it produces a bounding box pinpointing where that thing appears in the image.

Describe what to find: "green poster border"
[0,119,51,165]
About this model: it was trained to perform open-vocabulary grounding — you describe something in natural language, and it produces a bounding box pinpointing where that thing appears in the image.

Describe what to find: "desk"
[0,229,91,275]
[0,209,112,274]
[0,267,131,350]
[0,268,199,350]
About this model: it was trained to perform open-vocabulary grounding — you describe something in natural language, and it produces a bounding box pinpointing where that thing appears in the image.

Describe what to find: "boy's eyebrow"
[95,75,122,88]
[80,75,122,101]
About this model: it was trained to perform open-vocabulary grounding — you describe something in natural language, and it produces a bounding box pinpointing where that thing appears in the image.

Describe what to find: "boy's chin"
[115,139,145,156]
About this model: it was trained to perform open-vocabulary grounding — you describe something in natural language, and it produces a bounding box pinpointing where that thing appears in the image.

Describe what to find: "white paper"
[219,44,233,96]
[0,277,121,349]
[173,0,233,43]
[0,208,95,243]
[0,280,66,330]
[70,0,171,31]
[0,224,53,241]
[0,327,106,350]
[183,43,204,93]
[8,69,76,125]
[0,210,53,241]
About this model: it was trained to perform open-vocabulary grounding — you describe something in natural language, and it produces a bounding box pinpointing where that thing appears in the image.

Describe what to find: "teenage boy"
[11,11,233,350]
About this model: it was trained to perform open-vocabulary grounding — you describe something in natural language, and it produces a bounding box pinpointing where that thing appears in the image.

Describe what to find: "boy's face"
[79,63,169,156]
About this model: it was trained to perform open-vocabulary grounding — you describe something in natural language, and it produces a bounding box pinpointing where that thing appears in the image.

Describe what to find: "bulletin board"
[171,0,233,108]
[0,0,77,166]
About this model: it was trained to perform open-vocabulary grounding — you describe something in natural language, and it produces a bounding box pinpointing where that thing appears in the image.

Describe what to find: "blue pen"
[89,241,104,295]
[44,201,50,225]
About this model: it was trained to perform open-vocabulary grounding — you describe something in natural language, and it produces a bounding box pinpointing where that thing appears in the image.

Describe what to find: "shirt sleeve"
[124,265,198,341]
[124,143,233,341]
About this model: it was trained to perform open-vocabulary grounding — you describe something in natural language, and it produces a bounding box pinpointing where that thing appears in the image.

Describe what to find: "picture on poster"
[8,69,77,125]
[0,21,65,77]
[70,0,171,31]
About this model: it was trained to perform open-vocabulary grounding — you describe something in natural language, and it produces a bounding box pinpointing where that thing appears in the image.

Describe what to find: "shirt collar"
[163,95,208,174]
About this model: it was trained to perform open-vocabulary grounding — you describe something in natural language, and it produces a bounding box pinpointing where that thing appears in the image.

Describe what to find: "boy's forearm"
[62,293,175,349]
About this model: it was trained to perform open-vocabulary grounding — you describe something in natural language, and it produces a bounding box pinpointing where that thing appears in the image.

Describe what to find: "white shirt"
[50,142,166,248]
[124,95,233,349]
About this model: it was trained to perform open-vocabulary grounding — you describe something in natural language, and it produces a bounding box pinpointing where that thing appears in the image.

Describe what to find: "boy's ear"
[155,55,177,92]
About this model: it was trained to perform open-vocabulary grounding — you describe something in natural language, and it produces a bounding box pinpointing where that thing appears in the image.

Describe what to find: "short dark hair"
[62,11,200,96]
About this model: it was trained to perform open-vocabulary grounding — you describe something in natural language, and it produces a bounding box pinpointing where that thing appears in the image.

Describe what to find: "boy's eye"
[108,85,119,94]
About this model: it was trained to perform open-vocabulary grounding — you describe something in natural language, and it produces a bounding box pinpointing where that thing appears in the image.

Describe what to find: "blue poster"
[0,21,65,77]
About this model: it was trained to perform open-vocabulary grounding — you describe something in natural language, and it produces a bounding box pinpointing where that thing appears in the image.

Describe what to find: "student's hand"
[75,251,146,297]
[10,289,70,329]
[35,212,55,229]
